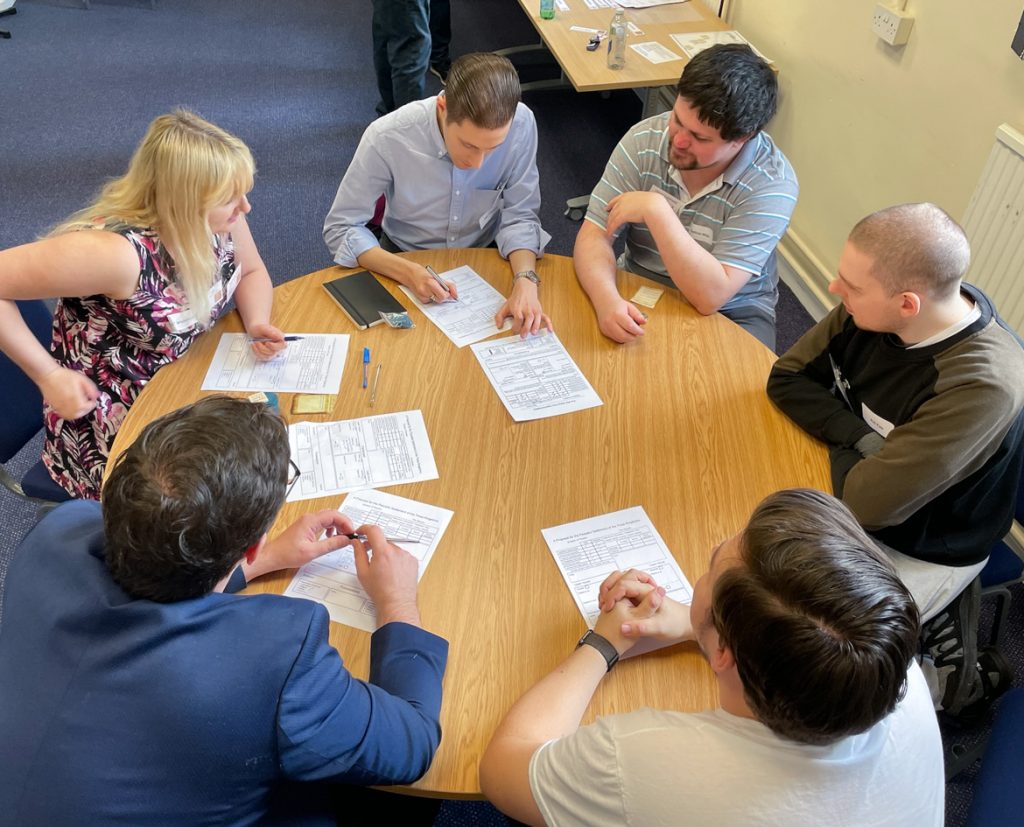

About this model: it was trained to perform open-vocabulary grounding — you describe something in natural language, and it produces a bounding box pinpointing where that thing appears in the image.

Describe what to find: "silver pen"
[425,265,457,302]
[369,362,382,407]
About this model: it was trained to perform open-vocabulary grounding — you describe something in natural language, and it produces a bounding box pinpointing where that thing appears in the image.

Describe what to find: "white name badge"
[861,402,895,438]
[167,308,198,334]
[687,224,715,246]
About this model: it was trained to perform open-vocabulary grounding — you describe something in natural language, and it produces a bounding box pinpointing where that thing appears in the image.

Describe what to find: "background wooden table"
[511,0,729,92]
[106,249,828,798]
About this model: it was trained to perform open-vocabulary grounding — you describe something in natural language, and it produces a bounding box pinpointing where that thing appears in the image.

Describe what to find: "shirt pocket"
[471,188,502,230]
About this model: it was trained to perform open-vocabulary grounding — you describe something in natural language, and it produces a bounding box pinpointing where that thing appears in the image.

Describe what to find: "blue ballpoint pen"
[362,347,370,389]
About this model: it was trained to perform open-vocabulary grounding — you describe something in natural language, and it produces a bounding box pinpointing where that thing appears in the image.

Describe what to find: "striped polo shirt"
[585,112,798,324]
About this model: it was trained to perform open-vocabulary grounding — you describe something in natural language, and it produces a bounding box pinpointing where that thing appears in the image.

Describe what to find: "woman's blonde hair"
[52,109,255,325]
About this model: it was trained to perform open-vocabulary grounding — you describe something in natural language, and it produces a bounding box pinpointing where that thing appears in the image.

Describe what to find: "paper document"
[583,0,616,8]
[284,489,453,631]
[542,506,693,629]
[555,0,569,10]
[287,411,438,502]
[471,331,602,421]
[400,265,510,348]
[630,41,682,63]
[201,333,349,394]
[670,30,773,63]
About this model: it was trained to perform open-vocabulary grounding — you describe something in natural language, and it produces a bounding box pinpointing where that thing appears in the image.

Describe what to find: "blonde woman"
[0,110,285,500]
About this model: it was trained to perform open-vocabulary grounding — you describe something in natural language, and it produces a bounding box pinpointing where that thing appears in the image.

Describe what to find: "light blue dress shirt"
[324,97,550,267]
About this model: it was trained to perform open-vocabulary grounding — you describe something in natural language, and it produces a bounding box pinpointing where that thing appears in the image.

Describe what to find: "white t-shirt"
[529,661,943,827]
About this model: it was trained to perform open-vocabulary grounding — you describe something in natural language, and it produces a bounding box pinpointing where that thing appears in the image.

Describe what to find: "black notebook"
[322,270,407,330]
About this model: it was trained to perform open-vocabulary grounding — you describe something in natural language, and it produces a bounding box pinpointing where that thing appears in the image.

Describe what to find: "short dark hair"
[848,203,970,299]
[444,52,521,129]
[675,43,777,141]
[709,489,919,746]
[103,396,290,602]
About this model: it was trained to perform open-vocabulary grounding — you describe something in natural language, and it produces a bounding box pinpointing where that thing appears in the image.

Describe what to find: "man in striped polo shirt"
[574,44,797,350]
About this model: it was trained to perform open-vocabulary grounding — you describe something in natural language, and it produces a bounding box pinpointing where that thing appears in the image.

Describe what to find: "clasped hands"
[593,568,694,656]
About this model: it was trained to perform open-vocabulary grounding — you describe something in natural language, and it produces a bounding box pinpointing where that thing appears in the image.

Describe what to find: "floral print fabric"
[42,227,236,499]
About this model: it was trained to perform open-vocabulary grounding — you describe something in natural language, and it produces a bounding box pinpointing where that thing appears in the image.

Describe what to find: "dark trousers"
[428,0,451,71]
[371,0,430,115]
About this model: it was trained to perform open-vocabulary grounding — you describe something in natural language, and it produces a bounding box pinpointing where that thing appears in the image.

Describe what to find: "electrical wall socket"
[872,3,914,46]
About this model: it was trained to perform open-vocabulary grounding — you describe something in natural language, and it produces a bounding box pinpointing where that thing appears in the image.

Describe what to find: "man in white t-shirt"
[480,489,944,827]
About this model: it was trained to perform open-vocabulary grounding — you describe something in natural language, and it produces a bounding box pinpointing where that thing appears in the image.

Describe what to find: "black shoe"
[428,64,449,85]
[922,578,980,714]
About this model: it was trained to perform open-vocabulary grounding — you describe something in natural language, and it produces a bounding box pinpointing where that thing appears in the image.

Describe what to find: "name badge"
[167,308,198,334]
[688,224,715,246]
[223,265,241,303]
[861,402,895,438]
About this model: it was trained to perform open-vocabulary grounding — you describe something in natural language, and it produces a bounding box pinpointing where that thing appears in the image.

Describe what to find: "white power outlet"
[872,3,914,46]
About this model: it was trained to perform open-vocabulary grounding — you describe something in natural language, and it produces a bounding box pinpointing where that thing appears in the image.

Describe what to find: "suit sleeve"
[276,609,448,785]
[495,107,551,258]
[767,306,874,450]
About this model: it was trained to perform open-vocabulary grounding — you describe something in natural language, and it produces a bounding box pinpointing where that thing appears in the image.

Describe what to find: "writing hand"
[247,322,287,361]
[39,366,101,420]
[411,266,458,304]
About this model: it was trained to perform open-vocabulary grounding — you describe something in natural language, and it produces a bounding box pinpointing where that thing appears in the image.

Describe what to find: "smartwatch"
[513,269,541,286]
[576,629,619,672]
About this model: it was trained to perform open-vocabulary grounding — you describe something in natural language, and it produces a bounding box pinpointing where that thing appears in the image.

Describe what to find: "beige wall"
[727,0,1024,298]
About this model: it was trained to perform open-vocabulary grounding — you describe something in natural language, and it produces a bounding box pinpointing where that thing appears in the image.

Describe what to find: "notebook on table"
[322,270,407,330]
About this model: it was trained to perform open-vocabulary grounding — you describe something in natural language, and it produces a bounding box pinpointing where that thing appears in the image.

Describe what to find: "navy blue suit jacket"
[0,501,448,825]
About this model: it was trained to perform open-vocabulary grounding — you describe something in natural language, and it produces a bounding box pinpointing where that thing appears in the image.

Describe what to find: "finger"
[493,305,510,327]
[627,304,648,326]
[446,280,459,299]
[351,538,370,580]
[541,313,553,332]
[635,586,666,618]
[599,569,624,595]
[318,510,355,536]
[622,569,659,588]
[356,523,388,552]
[314,531,357,557]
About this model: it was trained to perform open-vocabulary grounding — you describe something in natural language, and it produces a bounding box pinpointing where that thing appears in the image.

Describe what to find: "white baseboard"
[776,229,837,322]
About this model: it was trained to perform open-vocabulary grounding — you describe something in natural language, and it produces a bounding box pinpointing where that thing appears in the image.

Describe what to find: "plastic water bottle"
[607,7,627,70]
[540,0,555,20]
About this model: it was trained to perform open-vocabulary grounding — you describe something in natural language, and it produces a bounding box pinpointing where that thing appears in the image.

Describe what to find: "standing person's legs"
[429,0,452,79]
[371,0,430,116]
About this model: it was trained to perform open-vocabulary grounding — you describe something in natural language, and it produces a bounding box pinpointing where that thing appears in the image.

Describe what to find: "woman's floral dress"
[43,227,238,499]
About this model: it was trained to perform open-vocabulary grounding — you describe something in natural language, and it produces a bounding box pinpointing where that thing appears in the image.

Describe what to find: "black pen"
[344,532,422,545]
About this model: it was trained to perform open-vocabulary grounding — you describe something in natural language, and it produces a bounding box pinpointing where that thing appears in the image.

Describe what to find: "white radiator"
[962,123,1024,335]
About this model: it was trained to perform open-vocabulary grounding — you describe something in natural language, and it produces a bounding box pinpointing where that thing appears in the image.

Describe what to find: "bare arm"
[494,248,550,337]
[573,220,646,343]
[228,216,285,359]
[357,246,457,304]
[605,192,751,314]
[0,231,139,418]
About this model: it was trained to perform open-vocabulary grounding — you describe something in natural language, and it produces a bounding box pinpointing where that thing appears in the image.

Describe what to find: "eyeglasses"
[286,458,301,500]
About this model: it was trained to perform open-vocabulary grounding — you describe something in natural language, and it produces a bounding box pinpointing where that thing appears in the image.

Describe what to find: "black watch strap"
[576,629,619,672]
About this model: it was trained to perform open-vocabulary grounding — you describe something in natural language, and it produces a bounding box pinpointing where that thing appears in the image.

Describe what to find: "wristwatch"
[576,629,619,672]
[513,269,541,286]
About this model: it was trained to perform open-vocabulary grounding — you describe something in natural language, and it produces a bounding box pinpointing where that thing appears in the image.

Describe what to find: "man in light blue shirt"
[324,52,552,335]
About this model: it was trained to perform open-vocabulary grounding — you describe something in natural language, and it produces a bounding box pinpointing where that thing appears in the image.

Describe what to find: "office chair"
[978,480,1024,647]
[0,0,15,39]
[964,688,1024,826]
[0,300,72,512]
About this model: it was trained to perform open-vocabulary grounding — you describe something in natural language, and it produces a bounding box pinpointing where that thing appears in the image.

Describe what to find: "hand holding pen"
[246,324,291,361]
[424,265,459,303]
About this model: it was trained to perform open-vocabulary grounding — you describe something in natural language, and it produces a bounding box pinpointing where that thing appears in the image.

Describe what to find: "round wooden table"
[106,249,829,798]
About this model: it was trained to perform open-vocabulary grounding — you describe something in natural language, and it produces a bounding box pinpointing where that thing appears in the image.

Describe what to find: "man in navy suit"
[0,396,448,825]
